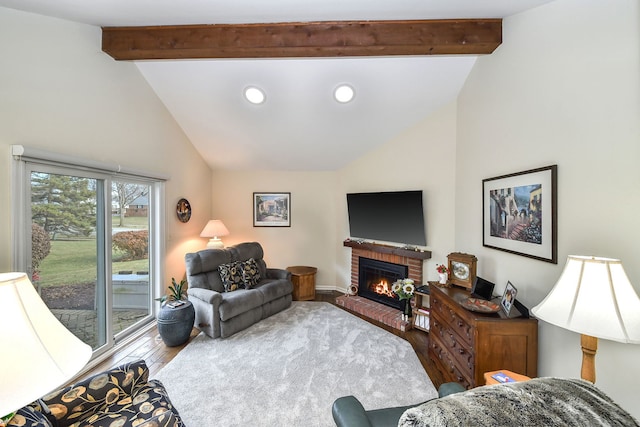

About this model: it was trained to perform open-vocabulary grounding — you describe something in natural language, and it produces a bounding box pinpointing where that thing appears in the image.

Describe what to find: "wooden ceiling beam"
[102,19,502,60]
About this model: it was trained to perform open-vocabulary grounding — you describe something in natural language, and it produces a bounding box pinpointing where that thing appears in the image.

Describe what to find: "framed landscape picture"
[253,192,291,227]
[482,165,557,263]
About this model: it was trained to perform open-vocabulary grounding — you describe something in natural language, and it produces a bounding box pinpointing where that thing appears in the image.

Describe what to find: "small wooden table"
[287,266,317,301]
[484,369,531,385]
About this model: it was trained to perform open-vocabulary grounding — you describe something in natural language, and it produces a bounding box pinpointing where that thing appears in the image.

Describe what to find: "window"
[12,146,166,359]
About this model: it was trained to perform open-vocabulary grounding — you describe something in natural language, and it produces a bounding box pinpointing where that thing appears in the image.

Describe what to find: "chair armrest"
[438,382,466,397]
[188,287,223,305]
[266,268,292,281]
[332,396,373,427]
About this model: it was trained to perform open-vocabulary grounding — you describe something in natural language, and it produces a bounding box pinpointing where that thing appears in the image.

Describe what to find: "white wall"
[456,0,640,416]
[209,101,458,291]
[0,7,212,289]
[210,170,337,288]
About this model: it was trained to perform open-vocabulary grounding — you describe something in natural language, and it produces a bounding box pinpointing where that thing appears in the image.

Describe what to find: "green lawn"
[38,239,148,287]
[112,215,148,228]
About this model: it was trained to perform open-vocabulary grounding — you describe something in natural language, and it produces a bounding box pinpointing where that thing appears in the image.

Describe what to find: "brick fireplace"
[358,257,407,310]
[337,240,431,331]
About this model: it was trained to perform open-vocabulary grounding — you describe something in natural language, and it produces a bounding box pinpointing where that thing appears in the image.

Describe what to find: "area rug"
[154,302,438,426]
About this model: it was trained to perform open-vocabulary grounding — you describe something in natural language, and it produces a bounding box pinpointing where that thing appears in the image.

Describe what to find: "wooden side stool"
[286,266,317,301]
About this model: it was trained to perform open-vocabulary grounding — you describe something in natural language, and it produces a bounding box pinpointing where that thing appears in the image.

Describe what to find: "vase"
[402,299,413,319]
[438,273,448,285]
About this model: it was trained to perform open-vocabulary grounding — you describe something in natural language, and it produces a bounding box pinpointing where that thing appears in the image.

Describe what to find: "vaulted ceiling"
[0,0,555,171]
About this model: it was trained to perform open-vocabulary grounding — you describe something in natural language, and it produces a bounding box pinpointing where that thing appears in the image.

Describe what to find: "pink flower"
[436,264,449,274]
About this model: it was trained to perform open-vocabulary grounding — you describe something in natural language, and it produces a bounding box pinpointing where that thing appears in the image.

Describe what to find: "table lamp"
[200,220,230,249]
[0,272,92,422]
[531,256,640,383]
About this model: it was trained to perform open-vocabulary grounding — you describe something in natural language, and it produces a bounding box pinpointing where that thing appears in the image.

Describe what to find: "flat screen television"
[347,190,426,246]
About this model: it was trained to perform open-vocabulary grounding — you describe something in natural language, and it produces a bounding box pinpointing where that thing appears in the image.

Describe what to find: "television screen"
[347,190,426,246]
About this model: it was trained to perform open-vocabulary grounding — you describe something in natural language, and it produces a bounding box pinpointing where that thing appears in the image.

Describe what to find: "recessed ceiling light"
[334,84,355,103]
[244,86,266,104]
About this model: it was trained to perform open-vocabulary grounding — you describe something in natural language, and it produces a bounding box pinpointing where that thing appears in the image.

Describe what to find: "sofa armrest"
[41,360,150,427]
[266,268,291,281]
[188,287,223,305]
[137,410,184,427]
[332,396,373,427]
[438,382,466,398]
[7,405,53,427]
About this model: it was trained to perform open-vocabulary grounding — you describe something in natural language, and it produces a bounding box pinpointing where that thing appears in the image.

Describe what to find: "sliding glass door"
[23,164,156,356]
[110,181,152,339]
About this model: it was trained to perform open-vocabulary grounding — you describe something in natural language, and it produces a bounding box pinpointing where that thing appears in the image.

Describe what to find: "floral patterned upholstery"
[8,360,184,427]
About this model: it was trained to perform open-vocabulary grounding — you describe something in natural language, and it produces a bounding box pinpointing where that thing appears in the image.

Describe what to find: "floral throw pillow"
[242,258,261,289]
[219,261,245,292]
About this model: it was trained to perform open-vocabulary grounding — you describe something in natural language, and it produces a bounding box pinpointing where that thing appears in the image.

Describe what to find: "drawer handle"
[448,334,457,347]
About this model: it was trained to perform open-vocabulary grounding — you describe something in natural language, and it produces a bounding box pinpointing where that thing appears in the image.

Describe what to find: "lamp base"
[206,238,224,249]
[580,334,598,383]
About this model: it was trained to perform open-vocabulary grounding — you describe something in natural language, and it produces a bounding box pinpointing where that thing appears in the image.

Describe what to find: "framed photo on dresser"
[500,281,517,315]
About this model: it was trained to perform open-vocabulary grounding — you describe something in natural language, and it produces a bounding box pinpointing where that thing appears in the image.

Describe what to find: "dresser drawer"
[428,334,473,388]
[431,314,474,381]
[429,284,538,388]
[430,294,474,349]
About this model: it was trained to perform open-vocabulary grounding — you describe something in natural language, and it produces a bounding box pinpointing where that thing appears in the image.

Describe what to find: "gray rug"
[154,301,438,426]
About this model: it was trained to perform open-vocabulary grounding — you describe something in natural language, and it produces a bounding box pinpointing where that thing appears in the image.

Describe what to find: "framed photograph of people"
[501,281,517,316]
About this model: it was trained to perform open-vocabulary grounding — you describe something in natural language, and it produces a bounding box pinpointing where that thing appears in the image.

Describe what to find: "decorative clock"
[176,198,192,223]
[447,252,478,289]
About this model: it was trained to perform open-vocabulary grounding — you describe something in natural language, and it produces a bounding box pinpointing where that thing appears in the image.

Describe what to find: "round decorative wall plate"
[176,198,192,223]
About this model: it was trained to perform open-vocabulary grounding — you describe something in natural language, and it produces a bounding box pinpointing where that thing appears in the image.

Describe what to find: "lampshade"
[0,272,92,417]
[531,255,640,344]
[200,220,230,249]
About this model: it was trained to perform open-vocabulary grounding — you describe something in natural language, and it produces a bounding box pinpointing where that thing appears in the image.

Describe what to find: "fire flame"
[371,280,394,298]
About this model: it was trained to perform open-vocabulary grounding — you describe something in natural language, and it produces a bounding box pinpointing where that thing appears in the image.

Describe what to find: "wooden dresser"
[428,285,538,388]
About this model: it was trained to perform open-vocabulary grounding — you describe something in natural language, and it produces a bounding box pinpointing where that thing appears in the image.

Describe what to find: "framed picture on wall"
[253,192,291,227]
[482,165,557,264]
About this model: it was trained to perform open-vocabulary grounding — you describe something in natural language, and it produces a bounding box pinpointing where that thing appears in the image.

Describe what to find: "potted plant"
[157,277,195,347]
[157,277,188,305]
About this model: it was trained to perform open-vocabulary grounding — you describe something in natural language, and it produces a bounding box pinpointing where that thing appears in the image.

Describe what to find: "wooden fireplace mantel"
[343,239,432,260]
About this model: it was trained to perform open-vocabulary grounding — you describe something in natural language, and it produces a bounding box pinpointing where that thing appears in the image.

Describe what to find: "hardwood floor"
[81,291,445,388]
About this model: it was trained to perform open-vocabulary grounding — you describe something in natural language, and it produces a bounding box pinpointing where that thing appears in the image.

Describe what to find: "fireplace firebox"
[358,257,407,310]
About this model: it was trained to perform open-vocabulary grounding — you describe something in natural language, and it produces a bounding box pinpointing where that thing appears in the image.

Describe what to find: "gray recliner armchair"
[332,383,464,427]
[185,242,293,338]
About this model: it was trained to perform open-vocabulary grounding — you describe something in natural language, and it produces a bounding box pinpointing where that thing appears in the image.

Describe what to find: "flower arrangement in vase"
[392,278,415,320]
[436,264,449,285]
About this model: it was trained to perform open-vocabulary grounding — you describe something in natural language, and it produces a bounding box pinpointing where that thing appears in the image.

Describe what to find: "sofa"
[8,360,183,427]
[185,241,293,338]
[332,378,639,427]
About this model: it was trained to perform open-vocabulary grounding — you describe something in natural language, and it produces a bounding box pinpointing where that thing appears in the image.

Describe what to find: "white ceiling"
[0,0,554,171]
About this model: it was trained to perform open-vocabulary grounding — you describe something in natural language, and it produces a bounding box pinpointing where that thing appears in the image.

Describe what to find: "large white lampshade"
[200,220,230,249]
[0,272,92,417]
[531,256,640,382]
